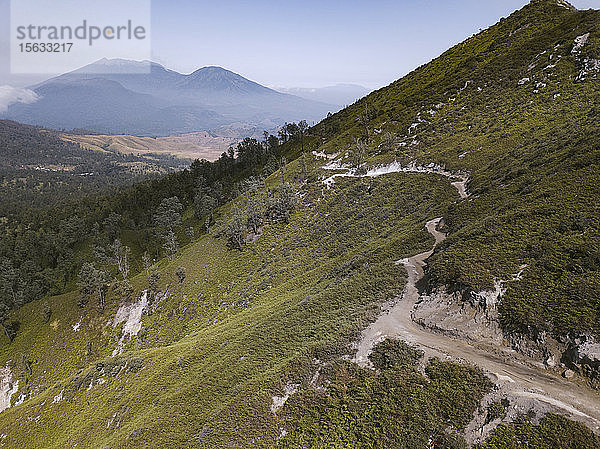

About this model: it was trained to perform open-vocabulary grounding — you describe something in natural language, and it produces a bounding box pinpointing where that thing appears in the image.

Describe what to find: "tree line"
[0,121,311,340]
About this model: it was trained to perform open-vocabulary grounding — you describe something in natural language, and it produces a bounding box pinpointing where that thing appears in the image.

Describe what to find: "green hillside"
[0,0,599,447]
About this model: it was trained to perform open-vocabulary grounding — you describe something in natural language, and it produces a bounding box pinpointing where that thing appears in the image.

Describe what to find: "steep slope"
[0,1,599,448]
[313,0,600,352]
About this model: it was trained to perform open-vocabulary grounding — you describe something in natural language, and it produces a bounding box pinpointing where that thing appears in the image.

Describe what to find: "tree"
[0,258,23,315]
[42,302,51,323]
[103,212,122,242]
[2,320,19,342]
[94,269,110,311]
[59,216,84,246]
[227,205,246,250]
[245,184,265,235]
[154,197,183,256]
[270,183,298,223]
[110,239,131,281]
[186,227,195,240]
[77,262,96,307]
[351,138,368,173]
[142,251,152,278]
[279,157,287,185]
[0,300,17,341]
[163,230,179,256]
[194,191,218,220]
[298,120,309,180]
[278,127,289,143]
[154,197,183,233]
[266,134,280,155]
[176,267,186,285]
[93,244,112,267]
[298,120,309,151]
[114,278,133,302]
[147,266,160,305]
[236,138,265,168]
[357,103,371,143]
[78,263,110,311]
[285,122,300,139]
[380,132,396,153]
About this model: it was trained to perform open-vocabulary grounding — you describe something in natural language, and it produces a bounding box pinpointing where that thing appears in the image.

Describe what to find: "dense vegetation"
[478,414,600,449]
[0,158,456,447]
[0,0,599,447]
[279,340,493,448]
[0,120,186,217]
[0,122,309,339]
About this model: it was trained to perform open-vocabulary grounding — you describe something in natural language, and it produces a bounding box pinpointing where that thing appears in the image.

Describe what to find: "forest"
[0,120,310,340]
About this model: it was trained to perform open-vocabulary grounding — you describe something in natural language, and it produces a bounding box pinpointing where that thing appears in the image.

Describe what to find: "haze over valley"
[1,59,336,137]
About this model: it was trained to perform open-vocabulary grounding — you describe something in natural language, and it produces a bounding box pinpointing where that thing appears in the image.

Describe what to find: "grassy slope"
[0,1,599,447]
[60,132,233,163]
[0,165,457,447]
[310,0,600,339]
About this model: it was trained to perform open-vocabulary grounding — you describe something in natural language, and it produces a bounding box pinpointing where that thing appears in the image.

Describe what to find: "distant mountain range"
[1,59,337,136]
[275,84,371,108]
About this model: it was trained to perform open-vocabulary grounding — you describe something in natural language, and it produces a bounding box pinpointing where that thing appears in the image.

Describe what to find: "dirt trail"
[321,160,470,193]
[451,179,469,199]
[354,215,600,434]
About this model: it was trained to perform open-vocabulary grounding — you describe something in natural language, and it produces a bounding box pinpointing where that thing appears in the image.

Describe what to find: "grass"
[1,1,599,446]
[277,340,493,448]
[0,165,457,447]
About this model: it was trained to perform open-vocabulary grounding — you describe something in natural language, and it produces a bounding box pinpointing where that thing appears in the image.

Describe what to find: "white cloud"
[0,85,39,113]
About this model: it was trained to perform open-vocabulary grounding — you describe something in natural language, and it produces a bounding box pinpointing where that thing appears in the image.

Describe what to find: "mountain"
[177,66,274,96]
[48,59,185,95]
[276,84,371,109]
[1,0,600,447]
[5,78,228,136]
[2,61,334,136]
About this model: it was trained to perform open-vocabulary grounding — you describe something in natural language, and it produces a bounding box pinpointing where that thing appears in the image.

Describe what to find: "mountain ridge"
[0,0,599,447]
[2,61,335,136]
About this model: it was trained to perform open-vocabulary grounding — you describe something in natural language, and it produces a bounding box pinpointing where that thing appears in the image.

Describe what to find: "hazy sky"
[0,0,597,88]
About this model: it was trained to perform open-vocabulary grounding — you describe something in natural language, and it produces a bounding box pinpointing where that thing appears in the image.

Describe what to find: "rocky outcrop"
[112,291,148,356]
[0,367,18,413]
[563,336,600,387]
[412,285,505,345]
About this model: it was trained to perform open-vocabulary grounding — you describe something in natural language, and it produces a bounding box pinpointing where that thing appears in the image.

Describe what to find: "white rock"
[572,33,590,54]
[0,367,18,413]
[270,383,299,413]
[112,291,148,356]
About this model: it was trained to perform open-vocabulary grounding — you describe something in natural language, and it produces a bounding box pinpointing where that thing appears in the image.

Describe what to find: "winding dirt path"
[354,216,600,435]
[324,160,600,434]
[321,160,470,194]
